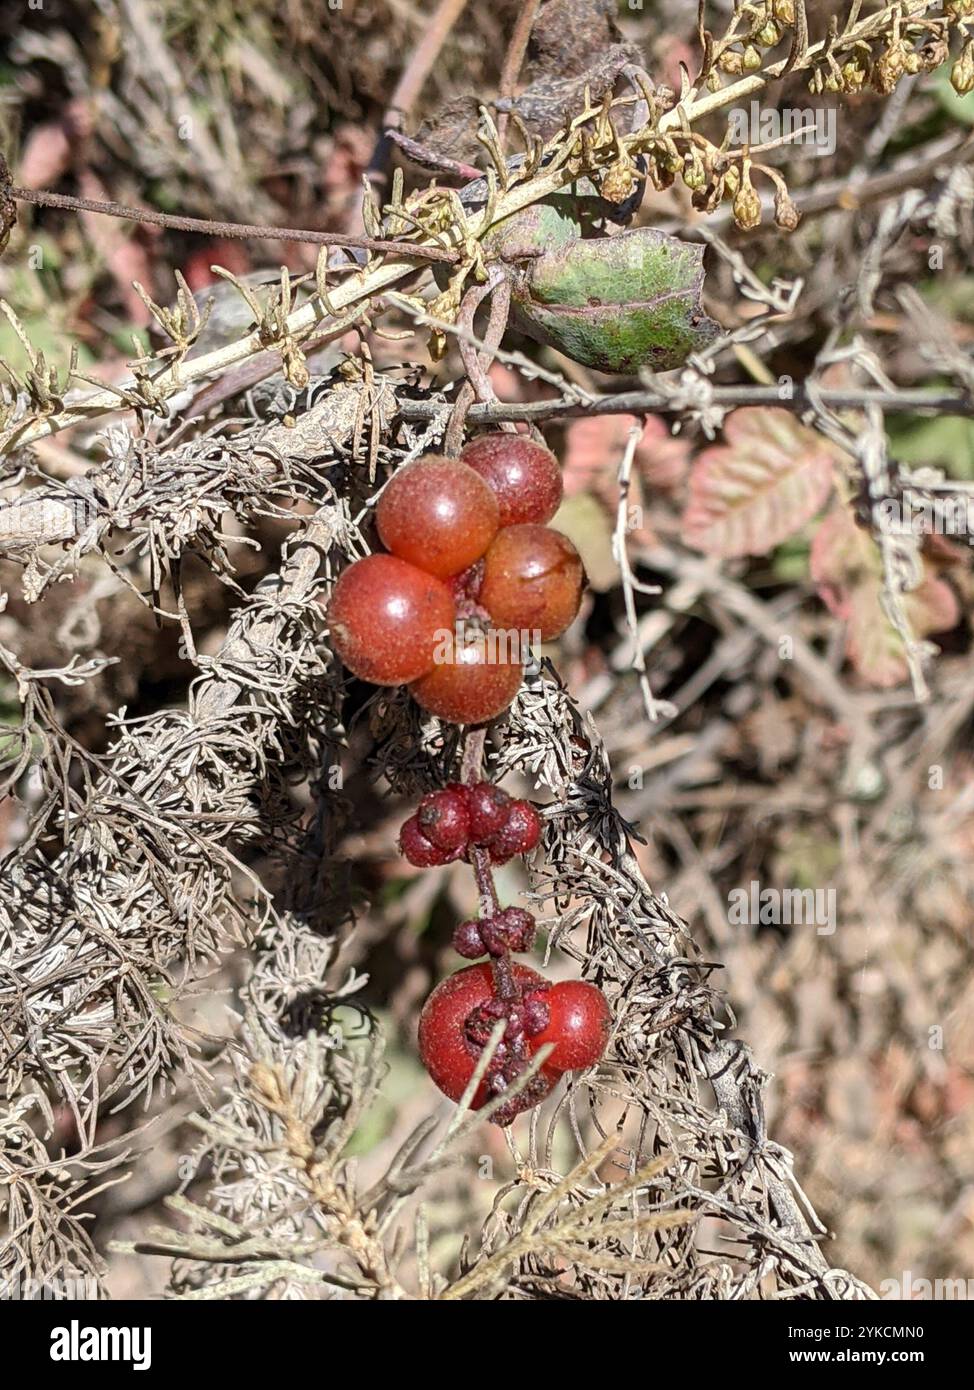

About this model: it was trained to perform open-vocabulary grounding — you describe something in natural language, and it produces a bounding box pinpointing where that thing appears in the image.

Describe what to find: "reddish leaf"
[682,408,836,557]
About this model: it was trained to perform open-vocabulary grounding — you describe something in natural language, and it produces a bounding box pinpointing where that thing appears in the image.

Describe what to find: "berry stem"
[470,843,500,917]
[490,948,519,1004]
[461,728,487,785]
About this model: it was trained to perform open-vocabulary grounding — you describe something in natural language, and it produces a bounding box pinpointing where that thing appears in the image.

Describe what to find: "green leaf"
[885,412,974,480]
[509,227,719,374]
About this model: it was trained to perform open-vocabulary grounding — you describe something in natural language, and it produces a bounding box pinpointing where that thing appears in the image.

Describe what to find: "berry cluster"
[406,778,610,1126]
[327,435,583,725]
[399,781,541,868]
[419,961,611,1126]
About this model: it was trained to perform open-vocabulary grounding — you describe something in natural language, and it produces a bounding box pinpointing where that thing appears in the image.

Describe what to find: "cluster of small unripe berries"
[407,781,610,1126]
[327,435,583,725]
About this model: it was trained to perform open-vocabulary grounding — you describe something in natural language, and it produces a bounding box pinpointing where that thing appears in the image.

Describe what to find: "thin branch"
[9,185,458,263]
[398,383,974,425]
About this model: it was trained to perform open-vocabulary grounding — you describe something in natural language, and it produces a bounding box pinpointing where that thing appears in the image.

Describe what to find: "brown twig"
[401,383,974,426]
[385,0,473,124]
[495,0,543,145]
[9,185,458,263]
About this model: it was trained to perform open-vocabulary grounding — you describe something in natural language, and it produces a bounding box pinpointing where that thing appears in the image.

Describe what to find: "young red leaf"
[682,408,836,558]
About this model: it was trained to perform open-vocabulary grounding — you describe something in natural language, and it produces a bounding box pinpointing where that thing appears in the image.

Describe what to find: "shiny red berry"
[466,782,511,841]
[531,980,611,1076]
[417,786,470,852]
[409,628,523,725]
[327,554,455,685]
[418,961,549,1107]
[487,799,541,863]
[478,524,584,642]
[376,455,499,579]
[399,813,462,868]
[460,434,563,526]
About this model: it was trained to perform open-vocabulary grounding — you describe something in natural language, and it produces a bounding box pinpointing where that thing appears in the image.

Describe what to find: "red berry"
[399,813,462,868]
[486,799,541,863]
[418,786,471,851]
[478,524,584,642]
[418,961,549,1107]
[327,554,455,685]
[461,434,563,526]
[376,455,499,579]
[531,980,611,1076]
[466,782,512,840]
[409,628,523,725]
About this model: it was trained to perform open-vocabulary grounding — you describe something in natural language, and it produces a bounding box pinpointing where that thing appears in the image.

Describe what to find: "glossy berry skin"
[409,629,523,725]
[486,799,541,863]
[531,981,611,1077]
[460,434,564,526]
[466,782,511,840]
[418,786,470,852]
[418,962,550,1107]
[327,554,455,685]
[399,814,463,868]
[478,524,584,642]
[376,455,499,579]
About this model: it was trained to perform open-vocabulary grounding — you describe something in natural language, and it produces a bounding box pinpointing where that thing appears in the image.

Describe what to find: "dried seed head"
[774,187,801,232]
[706,70,722,92]
[722,163,741,198]
[773,0,796,23]
[733,167,762,230]
[743,45,763,71]
[682,148,707,191]
[601,156,639,204]
[718,49,744,75]
[755,21,781,47]
[951,40,974,95]
[840,59,867,92]
[872,43,906,95]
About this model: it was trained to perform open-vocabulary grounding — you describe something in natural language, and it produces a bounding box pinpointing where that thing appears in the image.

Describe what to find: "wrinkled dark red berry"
[487,799,542,863]
[399,813,462,868]
[521,991,551,1037]
[480,907,536,955]
[453,919,485,959]
[418,785,471,852]
[466,782,512,841]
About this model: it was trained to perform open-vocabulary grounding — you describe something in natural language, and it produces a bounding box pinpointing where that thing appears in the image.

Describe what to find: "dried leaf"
[682,408,836,557]
[810,506,960,688]
[552,493,618,592]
